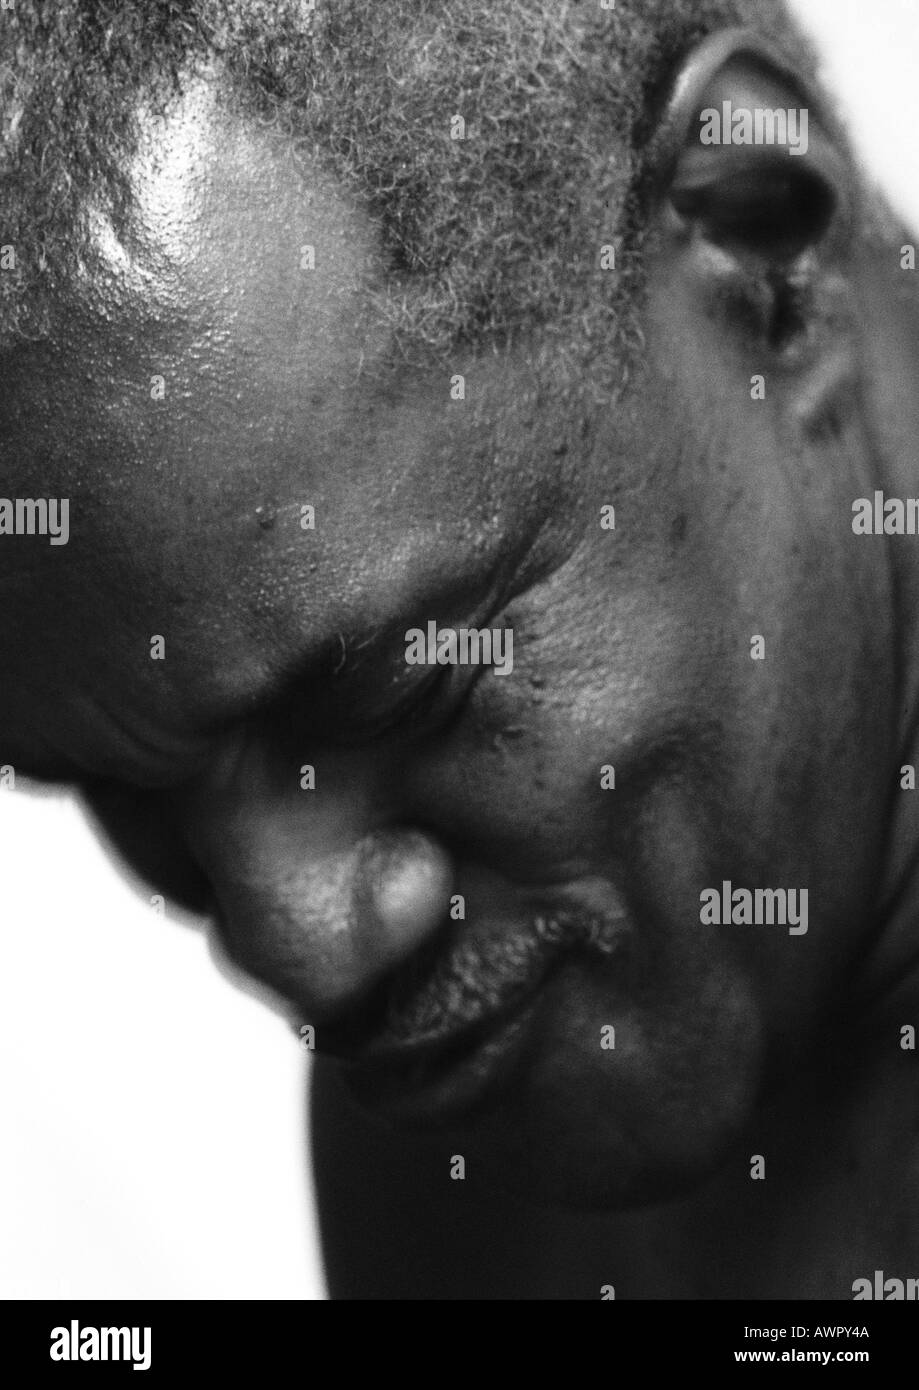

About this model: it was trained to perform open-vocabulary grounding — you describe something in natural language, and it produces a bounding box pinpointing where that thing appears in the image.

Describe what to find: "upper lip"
[317,896,627,1067]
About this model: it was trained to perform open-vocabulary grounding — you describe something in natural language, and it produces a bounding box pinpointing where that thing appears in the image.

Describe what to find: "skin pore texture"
[1,2,919,1297]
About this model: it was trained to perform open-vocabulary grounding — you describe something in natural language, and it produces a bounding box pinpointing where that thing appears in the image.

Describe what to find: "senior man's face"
[1,28,909,1205]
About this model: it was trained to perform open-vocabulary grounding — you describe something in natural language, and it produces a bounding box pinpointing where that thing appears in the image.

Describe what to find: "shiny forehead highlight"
[0,0,805,357]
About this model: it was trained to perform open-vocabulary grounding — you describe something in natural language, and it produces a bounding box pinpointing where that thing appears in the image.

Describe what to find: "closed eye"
[326,661,455,746]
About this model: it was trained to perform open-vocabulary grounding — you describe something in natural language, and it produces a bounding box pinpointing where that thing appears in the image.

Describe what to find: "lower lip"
[338,989,545,1124]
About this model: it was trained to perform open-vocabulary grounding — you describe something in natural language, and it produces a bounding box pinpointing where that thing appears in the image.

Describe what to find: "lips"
[316,888,628,1122]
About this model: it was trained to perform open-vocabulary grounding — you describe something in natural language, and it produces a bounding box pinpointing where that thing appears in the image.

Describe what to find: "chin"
[437,1078,756,1212]
[339,966,764,1212]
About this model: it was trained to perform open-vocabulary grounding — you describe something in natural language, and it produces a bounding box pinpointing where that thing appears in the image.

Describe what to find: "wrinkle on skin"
[1,12,919,1273]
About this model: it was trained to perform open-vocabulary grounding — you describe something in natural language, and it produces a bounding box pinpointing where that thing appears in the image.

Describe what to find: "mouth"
[317,891,627,1124]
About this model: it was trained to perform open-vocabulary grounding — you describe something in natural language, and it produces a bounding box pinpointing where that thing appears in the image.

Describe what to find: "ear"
[648,29,856,374]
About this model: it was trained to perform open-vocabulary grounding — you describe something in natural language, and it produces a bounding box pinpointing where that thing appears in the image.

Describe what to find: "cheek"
[449,925,766,1208]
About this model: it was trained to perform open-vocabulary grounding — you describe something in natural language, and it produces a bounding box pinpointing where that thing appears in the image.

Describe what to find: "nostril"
[356,828,455,971]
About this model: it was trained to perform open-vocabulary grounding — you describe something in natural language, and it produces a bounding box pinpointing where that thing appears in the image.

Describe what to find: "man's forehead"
[78,72,385,364]
[0,0,802,363]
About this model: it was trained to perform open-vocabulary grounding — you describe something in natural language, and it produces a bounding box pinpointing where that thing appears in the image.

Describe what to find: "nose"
[179,728,455,1019]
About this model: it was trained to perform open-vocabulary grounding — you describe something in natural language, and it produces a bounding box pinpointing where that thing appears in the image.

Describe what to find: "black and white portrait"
[1,0,918,1312]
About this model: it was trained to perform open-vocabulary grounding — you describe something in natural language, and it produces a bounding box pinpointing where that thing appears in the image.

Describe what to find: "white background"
[1,0,917,1300]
